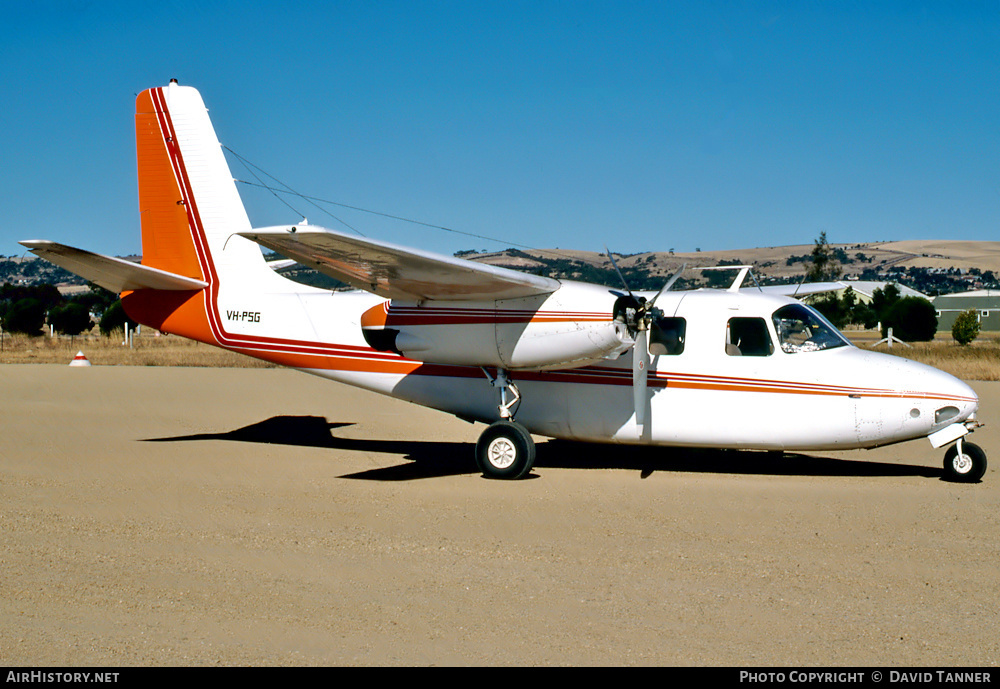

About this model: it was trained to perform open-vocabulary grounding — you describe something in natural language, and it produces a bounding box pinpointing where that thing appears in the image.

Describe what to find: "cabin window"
[649,317,685,356]
[771,304,850,354]
[726,317,773,356]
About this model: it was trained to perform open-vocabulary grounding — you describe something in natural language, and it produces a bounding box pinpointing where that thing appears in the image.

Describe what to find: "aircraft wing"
[751,282,845,297]
[19,240,208,293]
[239,225,561,301]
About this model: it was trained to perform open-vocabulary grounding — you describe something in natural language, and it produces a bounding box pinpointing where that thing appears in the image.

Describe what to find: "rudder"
[135,80,266,285]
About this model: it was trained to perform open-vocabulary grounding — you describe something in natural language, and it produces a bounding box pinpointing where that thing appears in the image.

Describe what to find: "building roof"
[939,289,1000,298]
[931,293,1000,310]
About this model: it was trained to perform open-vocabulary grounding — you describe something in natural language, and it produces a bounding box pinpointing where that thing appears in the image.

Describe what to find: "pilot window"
[726,317,773,357]
[649,317,685,356]
[771,304,849,353]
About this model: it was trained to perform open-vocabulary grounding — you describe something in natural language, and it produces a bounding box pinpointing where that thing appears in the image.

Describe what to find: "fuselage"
[152,276,978,452]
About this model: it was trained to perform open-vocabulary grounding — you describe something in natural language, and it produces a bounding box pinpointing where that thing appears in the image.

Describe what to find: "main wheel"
[475,420,536,479]
[943,442,987,483]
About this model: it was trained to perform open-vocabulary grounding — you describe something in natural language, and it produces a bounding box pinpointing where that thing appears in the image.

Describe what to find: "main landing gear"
[943,438,987,483]
[476,369,535,479]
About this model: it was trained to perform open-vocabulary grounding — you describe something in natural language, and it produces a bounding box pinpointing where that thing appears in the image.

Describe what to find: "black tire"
[943,442,987,483]
[475,420,535,479]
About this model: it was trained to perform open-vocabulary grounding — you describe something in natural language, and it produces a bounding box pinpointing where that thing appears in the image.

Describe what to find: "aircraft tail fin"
[135,80,269,285]
[124,81,296,343]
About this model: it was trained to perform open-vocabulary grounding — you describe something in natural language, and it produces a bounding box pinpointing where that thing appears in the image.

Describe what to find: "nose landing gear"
[943,438,987,483]
[477,368,535,479]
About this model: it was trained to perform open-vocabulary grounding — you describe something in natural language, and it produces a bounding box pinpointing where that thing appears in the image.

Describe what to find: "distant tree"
[49,303,93,337]
[811,286,869,329]
[98,300,133,336]
[883,297,937,342]
[71,284,118,316]
[870,283,901,327]
[850,299,878,329]
[951,309,981,346]
[806,231,842,282]
[1,298,47,335]
[0,283,63,311]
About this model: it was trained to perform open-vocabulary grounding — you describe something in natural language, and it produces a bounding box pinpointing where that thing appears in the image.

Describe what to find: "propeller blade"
[633,328,648,429]
[604,246,634,297]
[647,263,687,309]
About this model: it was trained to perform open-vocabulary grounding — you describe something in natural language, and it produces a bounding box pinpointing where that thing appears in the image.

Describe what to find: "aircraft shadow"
[143,415,472,480]
[541,441,940,480]
[143,414,942,481]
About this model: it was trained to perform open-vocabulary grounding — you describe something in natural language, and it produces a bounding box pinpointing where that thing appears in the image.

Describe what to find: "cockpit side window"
[772,304,850,353]
[649,317,685,356]
[726,317,773,356]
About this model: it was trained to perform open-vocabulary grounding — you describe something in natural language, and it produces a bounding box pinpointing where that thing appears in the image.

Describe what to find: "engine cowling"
[360,282,632,370]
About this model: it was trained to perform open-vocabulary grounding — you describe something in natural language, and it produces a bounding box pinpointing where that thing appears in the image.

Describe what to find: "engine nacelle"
[360,282,632,370]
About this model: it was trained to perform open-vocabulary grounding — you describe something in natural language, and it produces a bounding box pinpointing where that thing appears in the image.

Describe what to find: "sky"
[2,1,998,259]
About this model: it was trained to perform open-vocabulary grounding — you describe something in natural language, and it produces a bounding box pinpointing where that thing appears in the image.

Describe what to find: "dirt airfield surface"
[2,365,998,666]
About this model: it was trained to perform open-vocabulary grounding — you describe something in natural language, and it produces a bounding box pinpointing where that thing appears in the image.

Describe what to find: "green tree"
[72,284,118,317]
[870,283,901,327]
[811,286,873,329]
[811,287,856,328]
[49,303,93,337]
[951,309,980,346]
[883,297,937,342]
[0,283,63,311]
[806,231,842,282]
[850,300,877,329]
[98,300,133,336]
[1,298,47,334]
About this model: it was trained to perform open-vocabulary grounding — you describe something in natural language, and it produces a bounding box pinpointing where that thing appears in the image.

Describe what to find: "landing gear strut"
[477,368,535,479]
[943,438,987,483]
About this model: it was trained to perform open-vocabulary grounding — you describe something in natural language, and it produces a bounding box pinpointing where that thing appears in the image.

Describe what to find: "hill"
[5,240,1000,297]
[464,240,1000,295]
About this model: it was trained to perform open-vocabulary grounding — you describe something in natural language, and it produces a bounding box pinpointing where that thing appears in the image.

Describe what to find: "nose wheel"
[943,440,987,483]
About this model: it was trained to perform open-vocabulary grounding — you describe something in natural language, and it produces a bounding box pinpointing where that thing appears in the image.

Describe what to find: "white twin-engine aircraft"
[22,81,987,481]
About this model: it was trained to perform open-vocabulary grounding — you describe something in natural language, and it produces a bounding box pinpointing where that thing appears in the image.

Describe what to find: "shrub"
[951,309,980,346]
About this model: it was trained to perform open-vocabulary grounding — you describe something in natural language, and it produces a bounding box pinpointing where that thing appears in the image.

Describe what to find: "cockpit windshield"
[771,304,851,354]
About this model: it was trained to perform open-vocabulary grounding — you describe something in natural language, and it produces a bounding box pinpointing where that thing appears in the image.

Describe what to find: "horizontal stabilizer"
[239,225,561,301]
[19,240,208,293]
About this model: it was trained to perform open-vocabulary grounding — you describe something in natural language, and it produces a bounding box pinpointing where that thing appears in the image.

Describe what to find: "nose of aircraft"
[864,349,979,422]
[927,364,979,420]
[848,348,975,446]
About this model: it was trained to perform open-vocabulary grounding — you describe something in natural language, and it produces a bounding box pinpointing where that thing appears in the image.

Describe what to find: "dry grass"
[0,332,275,368]
[846,331,1000,381]
[3,330,999,381]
